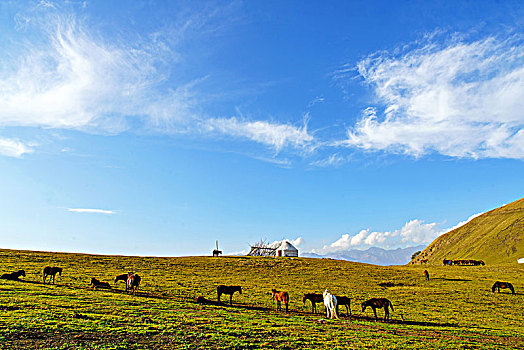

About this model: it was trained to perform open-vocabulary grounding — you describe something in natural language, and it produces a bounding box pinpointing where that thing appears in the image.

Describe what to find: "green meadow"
[0,248,523,349]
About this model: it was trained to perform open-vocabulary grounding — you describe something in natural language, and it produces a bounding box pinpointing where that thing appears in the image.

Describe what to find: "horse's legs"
[372,307,378,321]
[384,306,389,321]
[230,293,233,305]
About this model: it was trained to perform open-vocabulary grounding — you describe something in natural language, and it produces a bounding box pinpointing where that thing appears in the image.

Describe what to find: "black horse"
[0,270,26,281]
[217,285,242,305]
[43,266,62,284]
[90,277,111,289]
[492,281,515,294]
[335,295,351,316]
[362,298,394,321]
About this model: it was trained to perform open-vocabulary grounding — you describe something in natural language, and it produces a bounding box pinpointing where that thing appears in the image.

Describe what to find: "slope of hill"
[412,197,524,265]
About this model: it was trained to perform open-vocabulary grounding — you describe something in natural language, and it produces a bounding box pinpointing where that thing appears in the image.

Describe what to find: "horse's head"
[91,277,97,284]
[302,294,307,304]
[238,286,242,294]
[361,301,367,312]
[19,270,26,277]
[58,268,62,276]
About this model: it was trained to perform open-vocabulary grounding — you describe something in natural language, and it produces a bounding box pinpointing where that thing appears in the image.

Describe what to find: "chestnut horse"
[0,270,25,280]
[270,289,289,312]
[492,281,515,294]
[302,293,323,313]
[127,273,141,295]
[217,285,242,305]
[43,266,62,284]
[362,298,394,321]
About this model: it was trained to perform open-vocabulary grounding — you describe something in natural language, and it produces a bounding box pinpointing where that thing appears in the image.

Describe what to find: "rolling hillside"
[412,197,524,265]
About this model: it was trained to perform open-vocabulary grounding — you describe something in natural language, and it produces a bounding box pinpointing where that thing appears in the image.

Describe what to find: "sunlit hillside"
[412,197,524,265]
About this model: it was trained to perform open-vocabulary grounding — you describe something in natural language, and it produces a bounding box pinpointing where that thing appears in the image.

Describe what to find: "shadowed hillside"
[412,197,524,265]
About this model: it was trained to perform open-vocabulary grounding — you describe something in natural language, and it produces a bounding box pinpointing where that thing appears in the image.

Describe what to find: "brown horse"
[217,285,242,305]
[335,295,351,316]
[362,298,394,321]
[424,270,429,281]
[492,281,515,294]
[270,289,289,312]
[115,273,132,290]
[43,266,62,284]
[302,293,323,313]
[90,277,111,290]
[0,270,25,281]
[127,273,141,295]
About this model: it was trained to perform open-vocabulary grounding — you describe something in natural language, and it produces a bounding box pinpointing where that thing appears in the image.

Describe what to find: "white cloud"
[341,34,524,159]
[0,138,34,157]
[311,213,485,254]
[67,208,115,215]
[202,117,315,153]
[309,153,346,167]
[270,237,304,248]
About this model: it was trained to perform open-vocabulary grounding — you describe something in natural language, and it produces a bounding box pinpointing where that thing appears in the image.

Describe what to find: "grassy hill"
[0,248,523,349]
[412,197,524,265]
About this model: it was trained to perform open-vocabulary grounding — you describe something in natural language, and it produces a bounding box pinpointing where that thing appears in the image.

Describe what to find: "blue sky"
[1,0,523,256]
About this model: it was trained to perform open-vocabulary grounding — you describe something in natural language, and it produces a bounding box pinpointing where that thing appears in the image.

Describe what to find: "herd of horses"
[0,266,141,295]
[442,259,485,266]
[0,262,517,322]
[209,284,389,320]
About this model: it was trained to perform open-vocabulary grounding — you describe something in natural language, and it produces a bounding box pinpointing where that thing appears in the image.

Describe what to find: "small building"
[518,258,524,264]
[276,241,298,257]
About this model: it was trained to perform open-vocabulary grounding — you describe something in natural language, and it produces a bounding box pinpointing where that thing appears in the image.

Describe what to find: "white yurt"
[518,258,524,264]
[276,241,298,257]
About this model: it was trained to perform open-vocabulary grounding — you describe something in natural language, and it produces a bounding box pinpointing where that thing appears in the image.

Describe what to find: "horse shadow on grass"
[351,314,459,328]
[433,277,472,282]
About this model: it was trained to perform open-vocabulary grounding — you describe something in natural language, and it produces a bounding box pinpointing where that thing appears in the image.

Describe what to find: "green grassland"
[413,197,524,265]
[0,249,523,349]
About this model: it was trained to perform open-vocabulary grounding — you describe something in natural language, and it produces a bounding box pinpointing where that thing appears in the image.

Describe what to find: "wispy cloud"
[202,117,315,153]
[340,34,524,159]
[67,208,115,215]
[0,138,34,158]
[309,153,347,167]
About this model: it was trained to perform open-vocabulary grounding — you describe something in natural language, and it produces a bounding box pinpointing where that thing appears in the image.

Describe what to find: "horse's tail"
[389,300,394,311]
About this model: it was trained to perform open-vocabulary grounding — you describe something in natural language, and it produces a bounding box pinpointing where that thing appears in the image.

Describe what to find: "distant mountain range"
[302,245,426,266]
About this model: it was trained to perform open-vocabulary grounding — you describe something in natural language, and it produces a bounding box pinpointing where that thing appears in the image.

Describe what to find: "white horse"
[323,289,339,319]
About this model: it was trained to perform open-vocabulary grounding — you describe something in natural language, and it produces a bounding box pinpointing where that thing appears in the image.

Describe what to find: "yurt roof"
[278,241,298,251]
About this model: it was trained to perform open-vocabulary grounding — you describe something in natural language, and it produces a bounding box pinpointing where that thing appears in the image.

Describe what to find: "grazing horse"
[127,274,141,295]
[0,270,26,281]
[115,273,132,290]
[217,285,242,305]
[43,266,62,284]
[424,270,429,281]
[323,289,338,319]
[492,281,515,294]
[302,293,323,313]
[270,289,289,312]
[361,298,394,321]
[90,277,111,289]
[335,295,351,317]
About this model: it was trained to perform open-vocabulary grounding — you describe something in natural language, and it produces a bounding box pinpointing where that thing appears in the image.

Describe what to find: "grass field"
[0,248,523,349]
